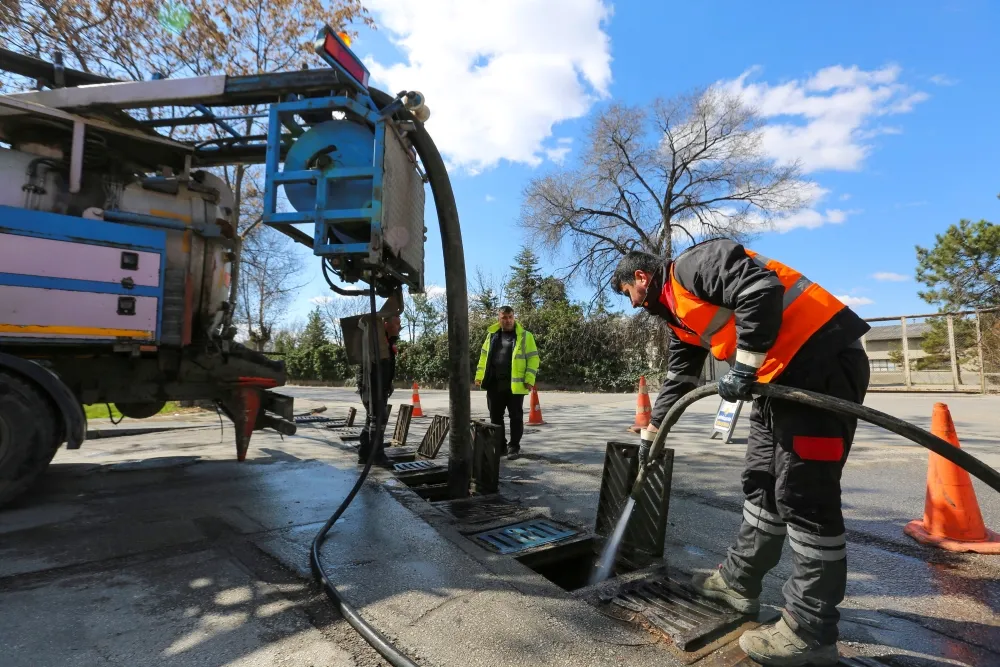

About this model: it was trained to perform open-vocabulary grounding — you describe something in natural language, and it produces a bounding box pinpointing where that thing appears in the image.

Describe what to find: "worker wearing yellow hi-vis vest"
[475,306,539,459]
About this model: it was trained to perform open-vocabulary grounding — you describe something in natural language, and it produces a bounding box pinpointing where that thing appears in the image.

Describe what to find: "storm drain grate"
[295,415,338,424]
[433,496,525,525]
[329,427,363,440]
[393,459,441,473]
[472,519,577,555]
[417,415,450,459]
[605,576,744,651]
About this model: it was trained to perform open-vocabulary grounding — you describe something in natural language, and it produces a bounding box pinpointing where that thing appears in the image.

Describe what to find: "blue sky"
[287,0,1000,323]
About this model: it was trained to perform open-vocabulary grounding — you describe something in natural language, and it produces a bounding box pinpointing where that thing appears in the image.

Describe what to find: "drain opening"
[515,536,638,592]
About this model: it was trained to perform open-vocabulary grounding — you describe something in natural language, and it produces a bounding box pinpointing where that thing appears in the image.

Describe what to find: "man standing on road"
[475,306,540,459]
[612,240,870,666]
[354,289,403,468]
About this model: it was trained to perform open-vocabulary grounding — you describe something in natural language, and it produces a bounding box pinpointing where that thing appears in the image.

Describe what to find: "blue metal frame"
[0,205,168,249]
[261,96,389,262]
[0,273,161,299]
[0,206,168,341]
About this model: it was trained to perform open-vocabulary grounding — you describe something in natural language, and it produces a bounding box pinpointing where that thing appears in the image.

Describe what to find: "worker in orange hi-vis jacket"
[612,239,871,667]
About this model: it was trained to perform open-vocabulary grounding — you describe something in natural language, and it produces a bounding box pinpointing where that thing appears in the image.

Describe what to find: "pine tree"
[300,307,329,350]
[538,276,568,308]
[411,293,443,338]
[506,246,543,312]
[914,219,1000,381]
[916,219,1000,310]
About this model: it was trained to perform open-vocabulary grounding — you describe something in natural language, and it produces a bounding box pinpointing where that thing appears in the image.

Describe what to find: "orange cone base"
[903,520,1000,554]
[627,425,643,434]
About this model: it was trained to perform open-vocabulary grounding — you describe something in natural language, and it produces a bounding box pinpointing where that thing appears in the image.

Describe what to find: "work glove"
[717,358,760,402]
[638,428,655,467]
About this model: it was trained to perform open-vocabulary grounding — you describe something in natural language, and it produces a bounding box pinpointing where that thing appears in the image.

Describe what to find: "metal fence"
[697,308,1000,393]
[863,309,1000,393]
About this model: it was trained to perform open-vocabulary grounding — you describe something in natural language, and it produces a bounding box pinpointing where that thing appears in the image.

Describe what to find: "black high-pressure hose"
[309,288,420,667]
[633,382,1000,501]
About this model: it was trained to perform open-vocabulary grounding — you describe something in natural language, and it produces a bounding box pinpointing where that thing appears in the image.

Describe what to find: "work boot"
[506,444,521,460]
[738,618,839,666]
[690,569,760,614]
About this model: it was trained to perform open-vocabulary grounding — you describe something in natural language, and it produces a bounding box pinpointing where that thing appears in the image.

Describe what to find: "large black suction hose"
[308,88,469,667]
[633,382,1000,501]
[369,88,472,497]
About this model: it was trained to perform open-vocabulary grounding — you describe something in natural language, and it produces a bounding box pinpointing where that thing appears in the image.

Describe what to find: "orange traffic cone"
[527,386,545,425]
[411,382,424,417]
[903,403,1000,553]
[629,375,652,433]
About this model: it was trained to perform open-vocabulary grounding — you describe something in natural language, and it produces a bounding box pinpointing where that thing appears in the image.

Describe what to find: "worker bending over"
[612,239,870,666]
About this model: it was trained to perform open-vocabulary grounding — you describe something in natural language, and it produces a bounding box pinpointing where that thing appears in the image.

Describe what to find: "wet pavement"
[0,386,998,666]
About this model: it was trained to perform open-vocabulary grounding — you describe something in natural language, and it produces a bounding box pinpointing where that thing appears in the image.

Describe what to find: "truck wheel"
[0,371,59,506]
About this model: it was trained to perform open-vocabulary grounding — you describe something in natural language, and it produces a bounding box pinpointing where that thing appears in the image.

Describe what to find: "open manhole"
[472,519,639,591]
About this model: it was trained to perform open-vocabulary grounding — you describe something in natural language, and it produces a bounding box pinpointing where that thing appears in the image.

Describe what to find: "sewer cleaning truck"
[0,26,441,506]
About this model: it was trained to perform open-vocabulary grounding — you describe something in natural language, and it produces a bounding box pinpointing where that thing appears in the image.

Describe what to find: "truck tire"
[0,371,59,506]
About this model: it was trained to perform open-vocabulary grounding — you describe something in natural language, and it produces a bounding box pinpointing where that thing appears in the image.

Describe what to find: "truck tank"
[0,77,295,506]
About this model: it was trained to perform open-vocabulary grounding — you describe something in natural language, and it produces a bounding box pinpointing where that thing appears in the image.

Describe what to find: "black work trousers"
[358,392,391,460]
[719,344,870,645]
[486,388,525,450]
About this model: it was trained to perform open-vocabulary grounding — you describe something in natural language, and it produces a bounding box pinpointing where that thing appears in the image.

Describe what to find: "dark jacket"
[644,239,870,427]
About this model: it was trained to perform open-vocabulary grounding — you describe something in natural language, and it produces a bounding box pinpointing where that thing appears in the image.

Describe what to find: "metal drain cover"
[295,415,338,424]
[605,576,745,651]
[393,459,442,473]
[472,519,577,555]
[329,427,362,440]
[434,496,524,524]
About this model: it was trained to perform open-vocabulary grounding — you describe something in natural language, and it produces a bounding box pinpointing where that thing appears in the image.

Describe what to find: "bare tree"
[471,267,509,319]
[520,88,810,291]
[317,295,368,346]
[237,227,306,351]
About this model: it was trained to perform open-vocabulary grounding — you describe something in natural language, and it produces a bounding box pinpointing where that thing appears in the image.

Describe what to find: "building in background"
[863,323,931,372]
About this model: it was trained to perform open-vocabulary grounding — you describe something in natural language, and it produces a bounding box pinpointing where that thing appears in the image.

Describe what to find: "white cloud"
[839,193,852,201]
[424,284,447,299]
[873,272,909,282]
[672,182,860,235]
[772,207,859,233]
[930,74,958,86]
[366,0,612,172]
[485,194,495,202]
[836,295,874,307]
[721,64,928,173]
[545,145,572,164]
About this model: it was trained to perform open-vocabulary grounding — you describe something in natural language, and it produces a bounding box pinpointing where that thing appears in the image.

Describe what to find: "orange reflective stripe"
[665,248,845,382]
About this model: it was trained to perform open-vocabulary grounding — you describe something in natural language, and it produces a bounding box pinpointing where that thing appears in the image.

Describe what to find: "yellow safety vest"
[475,323,540,394]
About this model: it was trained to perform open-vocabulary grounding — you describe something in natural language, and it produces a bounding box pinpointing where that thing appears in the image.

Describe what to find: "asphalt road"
[284,385,1000,664]
[0,385,997,666]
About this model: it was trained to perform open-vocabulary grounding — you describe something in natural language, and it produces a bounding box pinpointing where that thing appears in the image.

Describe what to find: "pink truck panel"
[0,232,161,286]
[0,285,157,340]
